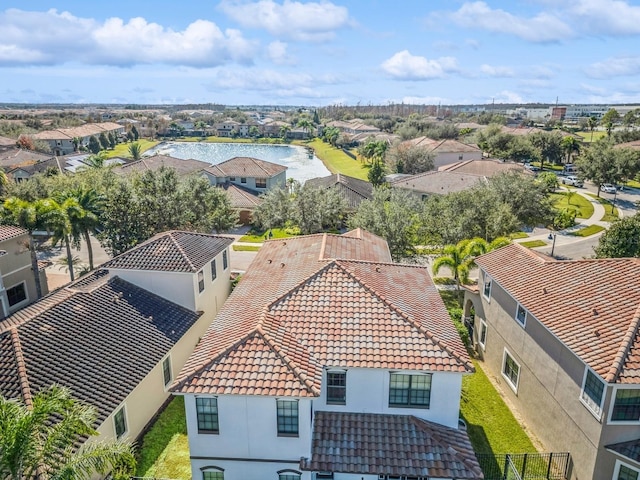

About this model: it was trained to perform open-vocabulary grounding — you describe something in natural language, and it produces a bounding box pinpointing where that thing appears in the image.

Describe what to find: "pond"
[144,141,331,183]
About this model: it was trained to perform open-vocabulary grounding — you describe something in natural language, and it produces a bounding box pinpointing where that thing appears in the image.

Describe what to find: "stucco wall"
[0,234,40,315]
[189,459,310,480]
[433,151,482,169]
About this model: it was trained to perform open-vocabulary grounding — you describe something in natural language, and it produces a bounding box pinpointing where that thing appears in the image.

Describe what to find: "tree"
[349,187,420,260]
[15,135,35,151]
[292,184,347,234]
[561,135,580,164]
[529,131,563,169]
[98,133,110,151]
[126,131,135,142]
[536,171,559,192]
[358,139,388,164]
[279,125,291,140]
[322,126,340,146]
[432,238,483,297]
[131,125,139,140]
[595,214,640,258]
[88,136,101,154]
[587,116,598,142]
[107,131,117,149]
[128,142,142,160]
[81,152,108,170]
[601,109,620,137]
[0,384,135,480]
[367,158,386,187]
[297,119,314,137]
[71,136,82,152]
[575,141,640,196]
[48,196,83,281]
[252,187,291,231]
[248,125,260,138]
[386,143,434,174]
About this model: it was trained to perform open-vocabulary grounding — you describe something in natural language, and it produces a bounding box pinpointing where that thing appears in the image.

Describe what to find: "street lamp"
[548,232,557,257]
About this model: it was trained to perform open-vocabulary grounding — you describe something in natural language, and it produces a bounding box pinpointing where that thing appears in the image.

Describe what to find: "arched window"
[277,469,301,480]
[201,466,224,480]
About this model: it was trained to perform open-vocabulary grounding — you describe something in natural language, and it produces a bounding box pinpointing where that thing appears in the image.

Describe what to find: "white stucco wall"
[190,459,310,480]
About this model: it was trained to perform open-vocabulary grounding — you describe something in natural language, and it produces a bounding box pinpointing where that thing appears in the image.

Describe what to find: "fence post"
[503,454,510,480]
[521,453,528,478]
[546,452,553,479]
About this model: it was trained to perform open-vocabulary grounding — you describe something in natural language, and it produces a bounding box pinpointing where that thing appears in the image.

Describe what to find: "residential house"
[402,137,482,169]
[305,173,373,210]
[438,158,533,176]
[215,120,242,138]
[114,154,211,177]
[464,243,640,480]
[0,136,15,151]
[0,231,233,447]
[391,170,486,199]
[172,229,482,480]
[326,119,380,135]
[261,120,289,138]
[0,148,61,182]
[34,122,125,156]
[0,226,48,318]
[615,140,640,153]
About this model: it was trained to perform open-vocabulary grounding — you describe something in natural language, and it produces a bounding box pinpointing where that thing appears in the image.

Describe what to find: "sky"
[1,0,640,106]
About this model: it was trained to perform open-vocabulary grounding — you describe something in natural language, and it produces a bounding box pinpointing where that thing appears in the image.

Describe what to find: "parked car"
[524,163,541,172]
[601,183,617,193]
[563,164,576,174]
[562,175,583,187]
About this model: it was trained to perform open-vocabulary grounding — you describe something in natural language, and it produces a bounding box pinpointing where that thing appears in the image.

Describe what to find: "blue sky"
[1,0,640,106]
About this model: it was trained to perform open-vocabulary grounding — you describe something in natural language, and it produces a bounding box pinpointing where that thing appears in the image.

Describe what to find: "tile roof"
[302,411,483,478]
[0,148,54,169]
[606,438,640,463]
[203,156,287,178]
[33,122,123,141]
[0,225,27,242]
[305,174,373,209]
[0,136,15,147]
[404,137,481,154]
[102,231,233,273]
[391,170,486,195]
[439,159,533,177]
[217,183,262,209]
[173,230,472,396]
[114,154,211,176]
[475,243,640,384]
[615,140,640,151]
[0,272,202,422]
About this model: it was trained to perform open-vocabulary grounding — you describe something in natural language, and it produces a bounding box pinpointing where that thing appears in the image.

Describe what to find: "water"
[144,141,331,183]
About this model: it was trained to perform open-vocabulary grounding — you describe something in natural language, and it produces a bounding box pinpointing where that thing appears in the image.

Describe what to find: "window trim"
[515,303,527,327]
[6,281,28,308]
[255,177,267,189]
[113,404,128,439]
[277,469,302,480]
[612,459,640,480]
[222,250,228,270]
[580,366,606,420]
[211,259,217,281]
[276,399,299,437]
[478,319,488,349]
[482,272,492,302]
[240,177,247,184]
[501,349,520,393]
[198,270,205,293]
[326,370,347,405]
[162,355,172,388]
[200,466,224,480]
[196,396,220,434]
[388,372,432,409]
[608,387,640,424]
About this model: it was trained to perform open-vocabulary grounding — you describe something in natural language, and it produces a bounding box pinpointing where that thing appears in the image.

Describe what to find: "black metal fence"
[476,452,571,480]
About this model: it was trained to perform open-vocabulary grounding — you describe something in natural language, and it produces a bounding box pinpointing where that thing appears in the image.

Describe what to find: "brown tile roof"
[0,148,54,169]
[305,173,373,209]
[204,156,287,178]
[391,170,486,195]
[439,159,533,176]
[404,136,481,154]
[302,411,483,478]
[0,225,27,242]
[217,183,262,209]
[114,154,211,176]
[606,438,640,463]
[0,136,15,147]
[102,231,233,273]
[34,122,123,141]
[615,140,640,151]
[173,230,472,396]
[475,243,640,384]
[0,271,202,422]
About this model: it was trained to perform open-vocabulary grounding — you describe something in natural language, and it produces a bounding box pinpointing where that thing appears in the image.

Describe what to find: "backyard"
[106,139,159,159]
[300,138,368,180]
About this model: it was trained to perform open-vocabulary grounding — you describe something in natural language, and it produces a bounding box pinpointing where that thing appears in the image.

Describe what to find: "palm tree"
[58,188,103,271]
[0,384,135,480]
[279,125,291,140]
[297,119,314,137]
[48,197,83,282]
[1,198,59,299]
[128,142,142,160]
[561,136,580,164]
[81,151,108,170]
[71,136,82,152]
[587,116,598,142]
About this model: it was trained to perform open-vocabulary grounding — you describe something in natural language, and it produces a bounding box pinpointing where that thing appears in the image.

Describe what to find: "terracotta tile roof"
[173,230,472,396]
[301,411,483,478]
[439,159,533,177]
[305,174,373,209]
[203,156,287,178]
[606,438,640,463]
[404,136,481,154]
[102,231,233,273]
[391,170,486,195]
[34,122,123,141]
[217,183,262,209]
[0,136,15,147]
[615,140,640,151]
[114,154,211,176]
[0,272,202,422]
[475,243,640,384]
[0,225,27,242]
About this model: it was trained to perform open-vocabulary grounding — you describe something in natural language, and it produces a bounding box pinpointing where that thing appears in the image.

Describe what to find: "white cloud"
[568,0,640,35]
[381,51,458,80]
[587,56,640,78]
[218,0,351,41]
[266,41,295,65]
[442,2,573,42]
[480,64,515,77]
[493,90,524,103]
[0,8,255,67]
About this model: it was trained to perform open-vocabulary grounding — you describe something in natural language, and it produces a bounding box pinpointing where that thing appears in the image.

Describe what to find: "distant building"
[401,137,482,169]
[33,122,125,156]
[305,173,373,210]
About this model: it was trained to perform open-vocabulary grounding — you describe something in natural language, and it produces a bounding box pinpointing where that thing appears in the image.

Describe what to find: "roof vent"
[283,242,287,246]
[267,259,272,264]
[594,329,600,337]
[280,263,285,268]
[113,295,119,303]
[592,307,598,315]
[542,287,547,294]
[375,266,381,273]
[148,315,153,321]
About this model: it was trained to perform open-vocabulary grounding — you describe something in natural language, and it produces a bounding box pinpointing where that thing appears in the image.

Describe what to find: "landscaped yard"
[550,192,594,219]
[520,240,547,248]
[301,138,368,180]
[233,244,261,252]
[585,193,619,222]
[570,224,605,237]
[575,130,608,142]
[239,227,297,243]
[106,139,159,159]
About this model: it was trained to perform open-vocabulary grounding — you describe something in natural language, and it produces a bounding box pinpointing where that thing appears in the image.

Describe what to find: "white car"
[601,184,617,194]
[562,175,583,187]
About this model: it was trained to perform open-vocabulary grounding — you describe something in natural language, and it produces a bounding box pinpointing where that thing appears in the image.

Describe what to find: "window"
[388,373,431,408]
[196,397,219,433]
[229,177,236,182]
[114,406,127,439]
[240,177,247,184]
[515,304,527,326]
[198,270,205,293]
[223,250,228,270]
[479,320,488,348]
[7,283,27,307]
[255,177,267,188]
[483,273,492,300]
[278,470,301,480]
[615,462,640,480]
[276,399,299,436]
[211,259,217,281]
[326,371,346,404]
[580,368,605,418]
[162,356,172,387]
[502,350,520,392]
[611,389,640,422]
[202,467,224,480]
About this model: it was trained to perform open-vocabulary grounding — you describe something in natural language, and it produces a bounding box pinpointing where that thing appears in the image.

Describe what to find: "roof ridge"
[167,232,197,273]
[605,304,640,383]
[336,262,474,372]
[10,329,33,408]
[266,262,335,311]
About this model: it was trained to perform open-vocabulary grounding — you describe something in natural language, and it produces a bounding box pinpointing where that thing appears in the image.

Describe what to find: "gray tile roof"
[305,173,373,209]
[302,411,483,479]
[114,154,211,176]
[0,271,202,423]
[102,231,233,273]
[606,438,640,463]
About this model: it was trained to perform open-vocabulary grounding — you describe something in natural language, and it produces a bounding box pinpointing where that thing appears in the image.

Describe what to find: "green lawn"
[233,244,261,252]
[626,179,640,189]
[575,130,608,142]
[585,194,619,221]
[520,240,547,248]
[239,227,297,243]
[508,232,529,239]
[135,397,191,479]
[550,192,594,219]
[106,139,159,159]
[570,224,605,237]
[302,138,369,180]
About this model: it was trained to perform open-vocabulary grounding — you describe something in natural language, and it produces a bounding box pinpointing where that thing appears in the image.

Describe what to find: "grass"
[585,193,620,221]
[135,396,191,479]
[508,232,529,239]
[461,360,539,454]
[301,138,369,181]
[233,244,261,252]
[105,139,159,159]
[626,179,640,189]
[575,130,608,142]
[550,192,594,219]
[520,240,547,248]
[239,228,297,243]
[570,224,605,237]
